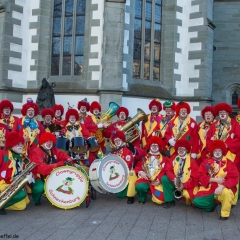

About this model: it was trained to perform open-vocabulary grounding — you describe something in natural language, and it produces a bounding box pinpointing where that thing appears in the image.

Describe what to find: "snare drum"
[71,136,86,153]
[86,136,100,152]
[56,136,70,152]
[89,154,129,194]
[45,166,88,209]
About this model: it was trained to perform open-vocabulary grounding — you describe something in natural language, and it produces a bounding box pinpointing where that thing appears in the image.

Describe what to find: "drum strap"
[40,146,56,164]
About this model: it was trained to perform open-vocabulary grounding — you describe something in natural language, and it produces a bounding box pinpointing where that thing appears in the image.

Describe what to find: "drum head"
[45,166,88,209]
[98,154,129,193]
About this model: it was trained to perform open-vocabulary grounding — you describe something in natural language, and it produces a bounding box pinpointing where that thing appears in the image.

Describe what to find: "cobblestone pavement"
[1,193,240,240]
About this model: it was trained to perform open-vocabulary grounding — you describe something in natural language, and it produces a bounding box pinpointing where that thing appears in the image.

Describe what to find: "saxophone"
[175,121,187,141]
[174,165,183,199]
[0,162,36,209]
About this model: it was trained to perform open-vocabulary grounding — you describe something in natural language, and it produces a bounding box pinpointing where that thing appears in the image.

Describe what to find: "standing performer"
[135,136,168,204]
[41,108,55,132]
[141,99,163,150]
[0,132,35,215]
[197,106,216,165]
[110,130,145,204]
[206,102,240,166]
[0,100,19,131]
[30,132,72,206]
[161,139,199,208]
[77,98,91,124]
[12,98,45,156]
[52,104,66,128]
[164,101,199,158]
[193,140,238,220]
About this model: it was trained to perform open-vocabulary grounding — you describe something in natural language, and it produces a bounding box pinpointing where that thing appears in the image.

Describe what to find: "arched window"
[232,91,238,105]
[132,0,162,81]
[51,0,86,76]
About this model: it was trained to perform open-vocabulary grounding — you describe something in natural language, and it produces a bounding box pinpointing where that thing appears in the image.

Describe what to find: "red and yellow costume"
[135,136,168,204]
[141,99,163,149]
[161,140,199,205]
[52,104,66,128]
[206,103,240,165]
[41,108,55,132]
[193,140,238,218]
[12,101,45,156]
[0,100,19,131]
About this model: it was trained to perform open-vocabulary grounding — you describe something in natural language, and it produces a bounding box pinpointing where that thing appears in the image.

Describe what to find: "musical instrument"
[71,136,86,153]
[48,123,62,133]
[110,108,147,148]
[44,165,88,209]
[174,165,183,200]
[86,136,99,152]
[0,162,36,209]
[175,121,188,141]
[142,158,161,183]
[93,102,120,144]
[89,154,129,194]
[56,136,70,152]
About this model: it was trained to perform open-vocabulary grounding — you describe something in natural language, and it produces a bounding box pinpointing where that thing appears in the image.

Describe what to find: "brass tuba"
[111,108,148,148]
[0,162,36,209]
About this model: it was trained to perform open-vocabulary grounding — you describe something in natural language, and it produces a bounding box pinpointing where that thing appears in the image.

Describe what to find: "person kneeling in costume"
[193,140,238,220]
[161,139,199,208]
[135,136,168,204]
[29,132,72,206]
[110,130,145,204]
[0,132,34,215]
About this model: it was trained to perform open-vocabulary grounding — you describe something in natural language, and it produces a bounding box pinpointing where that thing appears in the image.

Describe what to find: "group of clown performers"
[0,96,240,221]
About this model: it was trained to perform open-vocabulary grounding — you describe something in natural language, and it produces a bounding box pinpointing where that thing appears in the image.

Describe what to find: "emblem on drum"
[56,177,75,195]
[109,166,120,181]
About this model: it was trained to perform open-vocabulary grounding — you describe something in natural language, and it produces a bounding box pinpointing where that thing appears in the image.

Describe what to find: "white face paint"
[118,112,126,121]
[44,115,52,124]
[177,147,187,158]
[151,106,158,114]
[3,107,11,116]
[43,141,53,150]
[11,143,23,154]
[150,143,159,154]
[204,111,214,123]
[218,110,228,121]
[80,106,87,114]
[55,110,61,117]
[26,108,35,118]
[93,108,100,115]
[179,108,188,119]
[165,108,175,118]
[114,138,123,147]
[213,149,222,160]
[69,115,76,125]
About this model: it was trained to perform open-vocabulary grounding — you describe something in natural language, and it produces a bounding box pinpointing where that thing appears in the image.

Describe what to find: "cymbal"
[48,123,62,132]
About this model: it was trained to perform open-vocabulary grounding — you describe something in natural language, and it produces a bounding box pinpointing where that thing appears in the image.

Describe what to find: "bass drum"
[89,154,129,194]
[45,166,88,209]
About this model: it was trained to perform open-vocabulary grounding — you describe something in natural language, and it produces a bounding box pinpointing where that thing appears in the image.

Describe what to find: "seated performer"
[52,103,66,128]
[0,100,19,131]
[41,108,55,132]
[135,136,168,204]
[193,140,238,220]
[0,132,34,215]
[12,98,45,156]
[161,139,199,208]
[197,106,216,165]
[30,132,72,206]
[110,130,145,204]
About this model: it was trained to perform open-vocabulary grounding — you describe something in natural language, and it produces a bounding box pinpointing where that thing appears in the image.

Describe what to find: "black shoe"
[163,201,175,209]
[127,197,134,204]
[219,216,228,220]
[0,209,7,215]
[34,202,41,206]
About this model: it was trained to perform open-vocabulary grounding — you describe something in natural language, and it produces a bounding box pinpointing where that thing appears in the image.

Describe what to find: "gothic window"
[51,0,86,76]
[232,91,238,105]
[133,0,162,81]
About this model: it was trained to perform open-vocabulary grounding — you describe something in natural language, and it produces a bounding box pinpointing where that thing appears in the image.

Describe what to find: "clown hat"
[175,102,191,115]
[53,104,64,116]
[39,132,56,146]
[5,132,24,148]
[65,109,79,122]
[174,139,191,153]
[116,107,129,118]
[89,101,101,113]
[209,140,227,156]
[149,99,162,111]
[41,108,54,118]
[110,130,126,143]
[78,98,90,111]
[0,100,14,112]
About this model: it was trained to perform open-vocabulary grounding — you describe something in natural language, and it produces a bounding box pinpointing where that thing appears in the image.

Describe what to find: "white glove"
[191,153,197,159]
[169,138,176,146]
[97,123,103,128]
[26,172,35,184]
